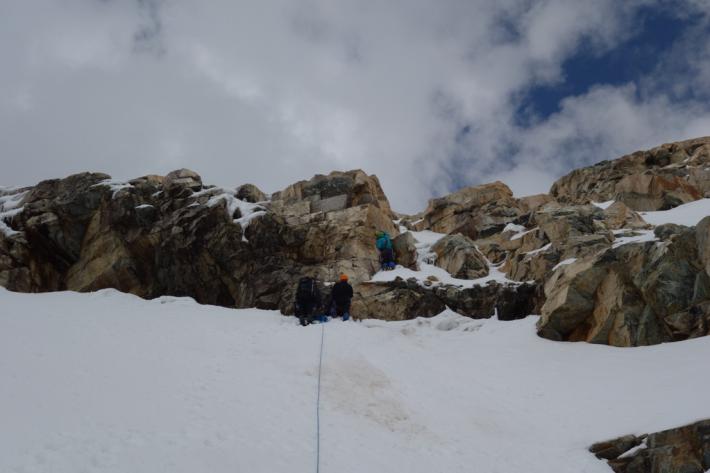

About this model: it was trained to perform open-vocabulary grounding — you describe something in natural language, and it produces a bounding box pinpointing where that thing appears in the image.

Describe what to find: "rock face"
[551,136,710,210]
[0,169,398,314]
[590,420,710,473]
[537,218,710,346]
[1,137,710,345]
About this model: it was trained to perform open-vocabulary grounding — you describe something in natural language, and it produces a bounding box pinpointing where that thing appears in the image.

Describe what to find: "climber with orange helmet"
[330,274,353,321]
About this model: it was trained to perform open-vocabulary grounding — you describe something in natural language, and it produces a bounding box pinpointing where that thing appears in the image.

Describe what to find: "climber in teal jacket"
[375,231,396,270]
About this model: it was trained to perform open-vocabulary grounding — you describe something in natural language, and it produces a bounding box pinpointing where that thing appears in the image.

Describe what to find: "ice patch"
[91,179,133,198]
[524,243,552,256]
[0,189,29,237]
[552,258,577,271]
[592,200,615,210]
[207,191,266,242]
[618,439,648,459]
[511,226,538,241]
[612,230,658,249]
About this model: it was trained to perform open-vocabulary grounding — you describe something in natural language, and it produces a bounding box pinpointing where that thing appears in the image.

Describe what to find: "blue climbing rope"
[316,322,325,473]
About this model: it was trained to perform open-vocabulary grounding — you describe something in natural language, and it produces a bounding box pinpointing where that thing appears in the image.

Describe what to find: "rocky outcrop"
[537,217,710,346]
[351,278,541,321]
[501,203,629,283]
[2,136,710,346]
[405,182,525,239]
[352,280,445,321]
[0,169,399,314]
[590,420,710,473]
[270,169,395,219]
[164,168,203,192]
[551,136,710,210]
[431,234,489,279]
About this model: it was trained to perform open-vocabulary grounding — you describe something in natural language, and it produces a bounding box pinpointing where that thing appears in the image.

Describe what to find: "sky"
[1,0,709,213]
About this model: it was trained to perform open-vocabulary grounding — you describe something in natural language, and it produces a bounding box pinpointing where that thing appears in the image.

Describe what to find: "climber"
[294,276,322,326]
[376,230,396,270]
[330,274,353,321]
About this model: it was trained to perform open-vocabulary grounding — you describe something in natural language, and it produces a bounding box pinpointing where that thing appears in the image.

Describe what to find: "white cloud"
[0,0,708,213]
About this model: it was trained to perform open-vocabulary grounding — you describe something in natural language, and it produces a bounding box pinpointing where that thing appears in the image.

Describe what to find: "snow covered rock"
[591,419,710,473]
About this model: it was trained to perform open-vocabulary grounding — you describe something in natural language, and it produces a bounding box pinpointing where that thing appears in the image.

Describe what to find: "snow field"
[2,288,709,473]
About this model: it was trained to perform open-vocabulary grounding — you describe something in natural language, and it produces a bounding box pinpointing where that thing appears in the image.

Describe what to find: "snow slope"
[2,288,709,473]
[640,198,710,227]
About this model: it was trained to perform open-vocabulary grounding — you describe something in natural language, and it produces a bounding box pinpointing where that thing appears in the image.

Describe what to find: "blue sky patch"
[516,6,697,124]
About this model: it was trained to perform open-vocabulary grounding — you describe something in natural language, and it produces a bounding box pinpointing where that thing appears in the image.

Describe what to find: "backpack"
[376,233,392,250]
[296,277,317,301]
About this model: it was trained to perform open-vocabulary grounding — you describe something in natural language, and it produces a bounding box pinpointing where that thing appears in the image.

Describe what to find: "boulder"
[654,223,688,241]
[517,193,556,213]
[534,204,605,243]
[590,435,646,461]
[128,174,164,189]
[602,201,649,230]
[236,183,268,203]
[392,232,418,270]
[591,420,710,473]
[413,182,524,239]
[431,234,489,279]
[271,169,394,218]
[164,168,203,192]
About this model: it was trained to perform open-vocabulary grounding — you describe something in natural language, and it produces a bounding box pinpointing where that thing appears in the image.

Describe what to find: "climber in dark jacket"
[294,276,322,326]
[330,274,353,321]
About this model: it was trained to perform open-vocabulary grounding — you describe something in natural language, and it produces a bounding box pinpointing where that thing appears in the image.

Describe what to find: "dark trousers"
[295,301,318,326]
[379,248,394,264]
[332,300,351,317]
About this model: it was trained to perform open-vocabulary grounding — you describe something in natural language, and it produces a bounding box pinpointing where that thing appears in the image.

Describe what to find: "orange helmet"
[339,274,348,282]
